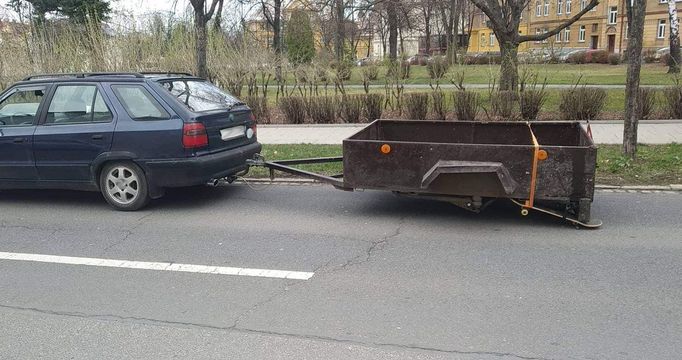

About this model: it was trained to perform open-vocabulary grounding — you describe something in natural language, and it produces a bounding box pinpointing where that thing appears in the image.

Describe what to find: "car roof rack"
[138,71,195,77]
[22,72,145,81]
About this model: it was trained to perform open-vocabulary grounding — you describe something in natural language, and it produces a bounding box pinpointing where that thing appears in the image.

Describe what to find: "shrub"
[285,10,315,64]
[475,54,502,65]
[588,50,609,64]
[663,85,682,119]
[643,49,658,63]
[638,88,656,120]
[385,60,411,79]
[404,93,430,120]
[361,93,384,122]
[427,56,449,79]
[453,91,480,121]
[362,65,379,81]
[279,96,307,124]
[339,95,363,123]
[518,89,546,121]
[490,90,517,120]
[306,96,338,124]
[332,61,352,81]
[401,60,411,79]
[245,95,270,124]
[431,90,447,120]
[559,87,607,120]
[608,53,621,65]
[567,51,587,64]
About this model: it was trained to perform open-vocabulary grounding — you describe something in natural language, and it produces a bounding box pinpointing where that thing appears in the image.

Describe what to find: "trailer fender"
[421,160,518,196]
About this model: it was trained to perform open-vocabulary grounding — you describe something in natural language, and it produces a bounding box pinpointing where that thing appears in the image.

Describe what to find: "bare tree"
[437,0,459,63]
[469,0,599,90]
[189,0,224,78]
[335,0,346,61]
[667,0,680,73]
[623,0,648,158]
[387,0,398,60]
[419,0,434,54]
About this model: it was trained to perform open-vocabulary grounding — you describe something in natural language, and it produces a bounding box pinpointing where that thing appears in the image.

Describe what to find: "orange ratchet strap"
[524,123,540,209]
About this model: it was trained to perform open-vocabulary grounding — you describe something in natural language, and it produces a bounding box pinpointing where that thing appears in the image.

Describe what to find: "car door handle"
[91,134,104,140]
[12,137,25,143]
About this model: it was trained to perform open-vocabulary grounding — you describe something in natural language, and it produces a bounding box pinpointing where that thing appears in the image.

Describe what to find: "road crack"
[332,216,406,271]
[0,303,551,360]
[100,212,154,255]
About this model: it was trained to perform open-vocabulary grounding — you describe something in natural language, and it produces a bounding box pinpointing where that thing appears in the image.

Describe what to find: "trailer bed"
[249,120,599,227]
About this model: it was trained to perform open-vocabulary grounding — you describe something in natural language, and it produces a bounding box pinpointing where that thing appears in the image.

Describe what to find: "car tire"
[99,161,150,211]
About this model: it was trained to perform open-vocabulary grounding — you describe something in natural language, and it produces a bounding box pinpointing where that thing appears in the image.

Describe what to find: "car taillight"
[182,123,208,149]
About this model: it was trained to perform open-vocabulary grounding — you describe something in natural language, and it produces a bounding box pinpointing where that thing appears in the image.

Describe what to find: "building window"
[544,0,550,16]
[555,31,562,42]
[542,28,549,43]
[536,1,542,16]
[579,25,586,42]
[490,33,495,46]
[535,28,542,43]
[557,0,563,14]
[564,26,571,42]
[608,7,617,24]
[590,2,597,11]
[566,0,571,13]
[625,24,629,39]
[580,0,586,10]
[481,33,486,46]
[658,20,666,39]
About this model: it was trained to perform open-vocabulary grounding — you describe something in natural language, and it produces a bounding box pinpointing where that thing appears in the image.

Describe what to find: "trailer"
[247,120,601,228]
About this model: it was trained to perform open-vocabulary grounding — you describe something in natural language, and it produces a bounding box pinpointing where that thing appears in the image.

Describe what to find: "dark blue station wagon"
[0,72,261,210]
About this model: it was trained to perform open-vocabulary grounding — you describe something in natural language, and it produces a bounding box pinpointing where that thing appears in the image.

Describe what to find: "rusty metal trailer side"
[248,120,600,227]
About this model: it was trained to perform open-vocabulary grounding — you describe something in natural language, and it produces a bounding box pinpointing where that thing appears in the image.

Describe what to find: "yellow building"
[468,0,682,54]
[468,12,532,53]
[245,0,326,53]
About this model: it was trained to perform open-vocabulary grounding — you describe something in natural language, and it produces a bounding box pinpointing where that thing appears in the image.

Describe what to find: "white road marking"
[0,251,314,280]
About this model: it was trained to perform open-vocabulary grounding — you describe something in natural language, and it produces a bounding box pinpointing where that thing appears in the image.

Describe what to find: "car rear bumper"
[140,141,262,188]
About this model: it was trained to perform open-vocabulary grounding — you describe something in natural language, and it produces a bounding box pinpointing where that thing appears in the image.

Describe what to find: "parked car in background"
[0,72,261,210]
[355,57,378,66]
[655,47,670,60]
[559,49,586,62]
[407,54,431,65]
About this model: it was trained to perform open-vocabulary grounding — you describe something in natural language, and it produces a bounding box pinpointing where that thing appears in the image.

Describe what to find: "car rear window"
[159,80,242,112]
[112,85,170,121]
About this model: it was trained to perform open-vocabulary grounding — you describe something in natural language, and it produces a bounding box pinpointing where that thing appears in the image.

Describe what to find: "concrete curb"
[239,178,682,192]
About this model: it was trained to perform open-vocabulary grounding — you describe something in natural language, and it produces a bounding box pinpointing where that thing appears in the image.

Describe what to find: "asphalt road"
[0,184,680,360]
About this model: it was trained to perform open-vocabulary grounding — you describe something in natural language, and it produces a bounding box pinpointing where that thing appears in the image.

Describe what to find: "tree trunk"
[273,0,282,54]
[273,0,282,84]
[450,0,459,62]
[195,12,208,78]
[499,40,518,91]
[623,0,647,158]
[667,0,680,73]
[335,0,345,61]
[424,15,431,55]
[387,0,398,60]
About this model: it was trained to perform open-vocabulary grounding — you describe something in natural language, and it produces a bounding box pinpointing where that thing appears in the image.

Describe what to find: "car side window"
[45,85,113,125]
[111,85,170,121]
[0,87,46,127]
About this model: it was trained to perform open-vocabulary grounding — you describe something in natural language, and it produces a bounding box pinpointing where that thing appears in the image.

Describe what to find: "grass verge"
[248,143,682,186]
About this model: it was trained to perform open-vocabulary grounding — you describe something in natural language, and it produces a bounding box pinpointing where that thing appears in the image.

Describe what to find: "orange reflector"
[380,144,391,154]
[538,149,548,161]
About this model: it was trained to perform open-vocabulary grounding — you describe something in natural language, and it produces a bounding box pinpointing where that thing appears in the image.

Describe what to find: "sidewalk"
[257,120,682,145]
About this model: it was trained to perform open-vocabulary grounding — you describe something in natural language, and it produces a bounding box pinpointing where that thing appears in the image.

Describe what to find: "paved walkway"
[258,120,682,145]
